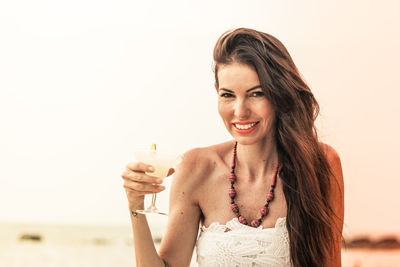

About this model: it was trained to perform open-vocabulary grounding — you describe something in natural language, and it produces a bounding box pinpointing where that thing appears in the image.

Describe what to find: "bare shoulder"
[177,146,214,172]
[319,142,344,222]
[319,142,343,183]
[171,141,234,199]
[320,143,341,167]
[176,141,234,177]
[174,147,213,182]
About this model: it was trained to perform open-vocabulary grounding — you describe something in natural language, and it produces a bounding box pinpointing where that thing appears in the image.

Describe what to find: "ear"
[214,83,219,93]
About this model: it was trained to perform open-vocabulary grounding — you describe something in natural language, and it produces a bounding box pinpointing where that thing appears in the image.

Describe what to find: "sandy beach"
[1,222,399,267]
[0,222,198,267]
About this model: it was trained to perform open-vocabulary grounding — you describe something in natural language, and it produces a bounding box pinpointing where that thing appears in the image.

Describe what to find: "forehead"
[217,63,260,90]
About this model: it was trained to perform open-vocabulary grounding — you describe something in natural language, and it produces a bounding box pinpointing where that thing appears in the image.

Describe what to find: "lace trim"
[201,217,287,233]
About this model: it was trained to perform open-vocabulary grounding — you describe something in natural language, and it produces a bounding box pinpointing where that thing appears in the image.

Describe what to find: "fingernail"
[158,185,165,190]
[148,166,155,172]
[156,178,163,183]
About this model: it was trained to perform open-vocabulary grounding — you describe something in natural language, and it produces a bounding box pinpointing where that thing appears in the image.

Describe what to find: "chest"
[198,170,287,228]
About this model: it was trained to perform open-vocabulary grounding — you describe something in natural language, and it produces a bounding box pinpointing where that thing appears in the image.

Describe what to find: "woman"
[121,28,344,267]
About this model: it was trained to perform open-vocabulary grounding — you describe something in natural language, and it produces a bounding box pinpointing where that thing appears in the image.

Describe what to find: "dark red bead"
[238,216,247,225]
[229,188,236,198]
[229,173,236,182]
[251,219,260,228]
[261,206,269,216]
[231,203,239,213]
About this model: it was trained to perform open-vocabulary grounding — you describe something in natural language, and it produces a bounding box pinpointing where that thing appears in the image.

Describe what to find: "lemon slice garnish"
[151,143,157,152]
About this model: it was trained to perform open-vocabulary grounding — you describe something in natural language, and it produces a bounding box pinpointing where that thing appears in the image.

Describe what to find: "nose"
[234,98,250,120]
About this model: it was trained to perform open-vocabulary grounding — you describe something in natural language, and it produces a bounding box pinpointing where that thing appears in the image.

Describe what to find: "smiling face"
[217,62,276,146]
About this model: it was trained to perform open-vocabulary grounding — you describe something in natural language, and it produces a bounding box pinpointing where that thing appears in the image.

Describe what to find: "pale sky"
[0,0,399,237]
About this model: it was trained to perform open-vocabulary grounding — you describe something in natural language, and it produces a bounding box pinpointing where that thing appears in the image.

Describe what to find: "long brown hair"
[213,28,339,266]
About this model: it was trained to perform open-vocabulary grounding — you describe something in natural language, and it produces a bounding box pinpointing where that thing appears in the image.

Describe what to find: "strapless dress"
[195,217,291,267]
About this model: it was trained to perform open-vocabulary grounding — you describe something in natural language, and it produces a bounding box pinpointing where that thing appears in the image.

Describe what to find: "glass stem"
[150,193,157,209]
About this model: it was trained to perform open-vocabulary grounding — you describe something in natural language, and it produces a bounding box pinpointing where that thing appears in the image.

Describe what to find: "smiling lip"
[232,121,259,134]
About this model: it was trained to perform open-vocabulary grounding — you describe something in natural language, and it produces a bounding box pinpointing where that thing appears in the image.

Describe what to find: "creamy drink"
[134,150,179,178]
[133,144,180,215]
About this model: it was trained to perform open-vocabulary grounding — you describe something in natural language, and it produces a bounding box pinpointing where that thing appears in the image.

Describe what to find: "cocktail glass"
[133,145,181,215]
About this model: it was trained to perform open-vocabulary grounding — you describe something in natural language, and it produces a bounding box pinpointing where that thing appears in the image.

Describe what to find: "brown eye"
[220,93,234,98]
[251,91,264,97]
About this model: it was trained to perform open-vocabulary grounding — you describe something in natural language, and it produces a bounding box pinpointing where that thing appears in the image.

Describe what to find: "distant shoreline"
[343,236,400,250]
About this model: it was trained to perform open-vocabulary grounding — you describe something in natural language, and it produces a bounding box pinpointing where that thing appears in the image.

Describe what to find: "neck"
[235,138,278,181]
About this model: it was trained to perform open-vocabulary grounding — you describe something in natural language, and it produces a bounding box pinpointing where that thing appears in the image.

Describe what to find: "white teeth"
[235,122,257,130]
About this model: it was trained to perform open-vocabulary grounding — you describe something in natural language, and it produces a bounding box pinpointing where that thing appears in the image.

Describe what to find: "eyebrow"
[219,85,262,93]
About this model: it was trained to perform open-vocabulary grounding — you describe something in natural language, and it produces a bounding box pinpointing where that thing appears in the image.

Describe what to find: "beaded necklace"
[229,141,280,228]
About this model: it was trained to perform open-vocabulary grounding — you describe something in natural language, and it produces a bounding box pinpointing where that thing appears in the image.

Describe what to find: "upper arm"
[158,148,204,267]
[322,143,344,266]
[324,144,344,230]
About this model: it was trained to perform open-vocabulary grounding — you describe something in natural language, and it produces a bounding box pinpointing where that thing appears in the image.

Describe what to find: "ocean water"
[1,222,399,267]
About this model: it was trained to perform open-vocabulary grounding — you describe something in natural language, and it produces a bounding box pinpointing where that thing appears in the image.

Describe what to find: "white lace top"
[195,217,291,267]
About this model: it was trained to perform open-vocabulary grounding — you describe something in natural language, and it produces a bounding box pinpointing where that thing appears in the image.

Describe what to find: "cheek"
[218,102,231,121]
[261,107,276,125]
[258,101,275,117]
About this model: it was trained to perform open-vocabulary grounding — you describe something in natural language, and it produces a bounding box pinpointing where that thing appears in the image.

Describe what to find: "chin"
[232,136,261,146]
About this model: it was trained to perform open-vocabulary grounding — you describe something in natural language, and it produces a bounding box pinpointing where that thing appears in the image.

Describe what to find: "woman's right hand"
[121,162,167,210]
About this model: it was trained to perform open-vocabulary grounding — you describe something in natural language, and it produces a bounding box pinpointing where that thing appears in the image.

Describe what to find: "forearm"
[129,209,165,267]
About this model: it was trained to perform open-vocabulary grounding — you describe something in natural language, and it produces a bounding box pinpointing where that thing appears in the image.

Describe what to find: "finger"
[126,161,155,173]
[121,170,163,184]
[126,190,156,197]
[123,180,166,193]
